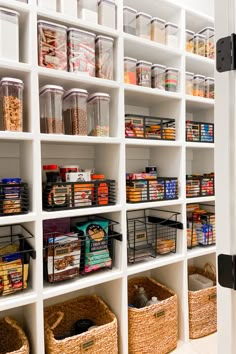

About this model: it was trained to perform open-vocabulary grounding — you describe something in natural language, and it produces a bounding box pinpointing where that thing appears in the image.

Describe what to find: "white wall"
[171,0,214,17]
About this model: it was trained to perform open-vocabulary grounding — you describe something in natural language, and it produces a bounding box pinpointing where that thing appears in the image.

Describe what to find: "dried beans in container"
[95,35,114,80]
[88,93,110,137]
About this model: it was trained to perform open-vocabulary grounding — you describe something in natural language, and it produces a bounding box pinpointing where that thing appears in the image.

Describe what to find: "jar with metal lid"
[193,74,205,97]
[136,61,152,87]
[95,35,114,80]
[88,93,110,137]
[165,23,179,48]
[0,8,20,61]
[0,77,23,132]
[151,17,165,44]
[123,6,137,35]
[68,28,96,76]
[185,72,194,95]
[37,0,58,11]
[40,85,65,134]
[193,33,206,56]
[198,27,215,59]
[151,64,166,90]
[63,88,88,136]
[165,68,179,92]
[136,12,151,40]
[205,77,215,99]
[78,0,98,23]
[98,0,117,29]
[124,57,137,85]
[186,30,194,53]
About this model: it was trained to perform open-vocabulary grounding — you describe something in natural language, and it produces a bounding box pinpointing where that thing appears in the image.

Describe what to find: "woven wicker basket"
[188,263,217,339]
[0,317,30,354]
[128,277,178,354]
[44,295,118,354]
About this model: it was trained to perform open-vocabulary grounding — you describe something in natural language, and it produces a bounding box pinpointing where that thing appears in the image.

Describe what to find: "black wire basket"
[186,121,214,143]
[186,175,214,198]
[0,183,29,216]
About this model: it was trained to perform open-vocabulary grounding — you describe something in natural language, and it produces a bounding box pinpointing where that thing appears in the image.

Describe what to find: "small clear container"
[186,72,194,95]
[205,77,215,99]
[63,88,88,136]
[61,0,78,17]
[38,20,67,71]
[0,8,20,61]
[194,33,206,57]
[165,22,179,48]
[124,57,137,85]
[123,6,137,35]
[186,30,194,53]
[165,68,179,92]
[88,93,110,137]
[198,27,215,59]
[78,0,98,23]
[151,17,165,44]
[37,0,57,11]
[136,12,151,40]
[68,28,96,76]
[136,61,152,87]
[0,78,23,131]
[151,64,166,90]
[98,0,117,29]
[95,35,114,80]
[193,74,205,97]
[40,85,65,134]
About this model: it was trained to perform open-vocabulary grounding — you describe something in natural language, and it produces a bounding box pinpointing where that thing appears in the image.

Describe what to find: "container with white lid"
[39,85,65,134]
[198,27,215,59]
[78,0,98,23]
[95,36,114,80]
[185,71,194,95]
[165,68,179,92]
[123,6,137,35]
[193,33,206,56]
[61,0,78,18]
[136,60,152,87]
[124,57,137,85]
[63,88,88,136]
[37,0,58,11]
[68,28,96,76]
[136,12,151,40]
[193,74,205,97]
[0,8,20,61]
[0,77,24,132]
[98,0,117,29]
[186,29,194,53]
[151,17,165,44]
[205,77,215,99]
[165,23,179,48]
[151,64,166,90]
[88,93,110,137]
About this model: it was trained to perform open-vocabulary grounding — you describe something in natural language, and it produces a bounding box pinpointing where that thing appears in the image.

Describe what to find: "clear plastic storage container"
[63,88,88,136]
[98,0,117,29]
[0,78,23,131]
[193,74,205,97]
[136,12,151,40]
[165,68,179,92]
[0,8,20,61]
[193,33,206,56]
[151,64,166,90]
[123,6,137,35]
[78,0,98,23]
[205,77,215,99]
[165,23,179,48]
[186,30,194,53]
[124,57,137,85]
[198,27,215,59]
[61,0,78,17]
[151,17,165,44]
[37,0,57,11]
[88,93,110,137]
[136,61,152,87]
[95,35,114,80]
[38,21,67,71]
[40,85,65,134]
[68,28,96,76]
[186,72,194,95]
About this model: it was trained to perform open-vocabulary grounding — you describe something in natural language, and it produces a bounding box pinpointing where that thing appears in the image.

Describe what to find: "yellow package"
[0,259,29,296]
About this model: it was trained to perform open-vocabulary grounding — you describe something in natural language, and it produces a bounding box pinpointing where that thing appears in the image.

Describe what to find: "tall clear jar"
[88,93,110,137]
[0,8,20,61]
[205,77,215,99]
[63,88,88,136]
[136,61,152,87]
[124,57,137,85]
[198,27,215,59]
[193,33,206,56]
[123,6,137,35]
[78,0,98,23]
[186,30,194,53]
[165,68,179,92]
[151,64,166,90]
[185,72,194,95]
[95,35,114,80]
[165,23,179,48]
[0,77,23,131]
[151,17,165,44]
[40,85,65,134]
[193,75,205,97]
[136,12,151,40]
[68,28,96,76]
[98,0,117,29]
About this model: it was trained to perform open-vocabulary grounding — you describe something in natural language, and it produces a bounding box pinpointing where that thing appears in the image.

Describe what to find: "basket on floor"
[128,277,178,354]
[44,295,118,354]
[0,317,30,354]
[188,263,217,339]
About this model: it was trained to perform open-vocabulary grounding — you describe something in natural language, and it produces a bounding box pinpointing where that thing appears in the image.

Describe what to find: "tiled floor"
[172,333,217,353]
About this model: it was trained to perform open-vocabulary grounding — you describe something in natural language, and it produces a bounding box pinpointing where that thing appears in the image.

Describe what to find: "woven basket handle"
[204,263,216,277]
[47,311,64,330]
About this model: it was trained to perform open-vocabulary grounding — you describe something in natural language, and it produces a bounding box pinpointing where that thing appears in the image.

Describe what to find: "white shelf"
[186,95,215,111]
[185,52,214,77]
[186,196,215,204]
[0,132,34,141]
[187,246,216,259]
[126,139,182,147]
[186,142,215,149]
[0,290,37,312]
[0,60,32,73]
[0,212,36,226]
[126,199,184,211]
[40,134,121,145]
[0,0,30,13]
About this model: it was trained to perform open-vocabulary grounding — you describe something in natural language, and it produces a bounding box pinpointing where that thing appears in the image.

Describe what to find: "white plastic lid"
[96,35,114,42]
[166,67,179,73]
[205,77,215,81]
[63,88,88,99]
[137,60,152,66]
[193,74,205,79]
[38,20,67,30]
[186,29,195,35]
[0,77,23,85]
[194,33,206,39]
[152,64,166,70]
[186,71,194,76]
[124,57,137,62]
[88,93,110,101]
[123,6,137,14]
[151,17,165,24]
[0,7,20,17]
[39,85,64,95]
[136,12,152,19]
[165,22,178,29]
[68,28,96,37]
[198,27,215,34]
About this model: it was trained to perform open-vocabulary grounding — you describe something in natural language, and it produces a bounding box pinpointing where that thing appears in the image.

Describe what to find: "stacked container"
[136,61,152,87]
[95,36,114,80]
[165,23,179,48]
[186,72,194,95]
[124,57,137,85]
[63,89,88,135]
[88,93,110,137]
[78,0,98,23]
[151,64,166,90]
[199,27,215,59]
[151,17,166,44]
[123,6,137,35]
[98,0,117,29]
[205,77,215,99]
[193,75,205,97]
[186,30,194,53]
[0,8,20,62]
[194,33,205,56]
[136,12,151,40]
[165,68,179,92]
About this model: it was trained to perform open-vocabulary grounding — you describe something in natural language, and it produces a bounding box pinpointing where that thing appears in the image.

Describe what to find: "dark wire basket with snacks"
[186,121,214,143]
[125,114,176,140]
[42,180,116,211]
[127,209,183,264]
[186,174,214,198]
[0,224,36,296]
[43,215,122,283]
[0,182,29,216]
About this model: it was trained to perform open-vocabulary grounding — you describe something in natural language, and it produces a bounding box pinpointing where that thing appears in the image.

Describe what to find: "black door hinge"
[218,254,236,289]
[216,34,236,72]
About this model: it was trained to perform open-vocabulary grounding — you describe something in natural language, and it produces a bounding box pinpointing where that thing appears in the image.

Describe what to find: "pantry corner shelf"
[186,95,215,110]
[0,290,37,312]
[40,134,122,145]
[187,245,217,260]
[185,52,215,77]
[185,196,215,204]
[126,199,184,211]
[125,139,183,147]
[185,142,215,149]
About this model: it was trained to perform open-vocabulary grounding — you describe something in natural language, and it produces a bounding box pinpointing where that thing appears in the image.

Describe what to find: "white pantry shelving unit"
[0,0,216,353]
